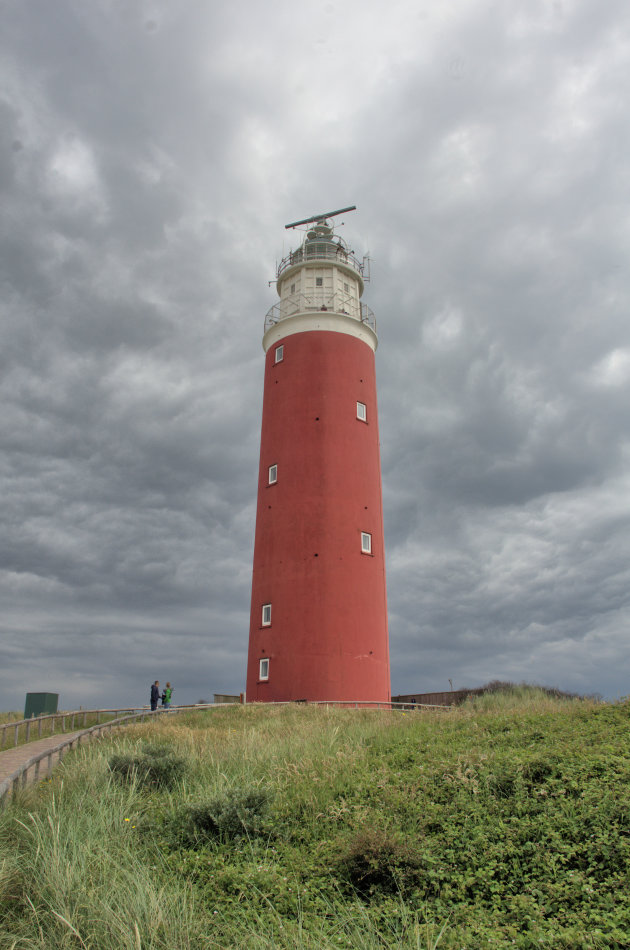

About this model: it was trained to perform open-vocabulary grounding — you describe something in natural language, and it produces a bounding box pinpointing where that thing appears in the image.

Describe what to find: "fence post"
[47,752,53,777]
[26,721,31,742]
[38,718,42,738]
[14,724,19,747]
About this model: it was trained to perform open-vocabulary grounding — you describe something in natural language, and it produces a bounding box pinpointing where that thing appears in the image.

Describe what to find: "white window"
[268,464,277,485]
[275,345,284,363]
[259,658,269,680]
[316,277,323,286]
[262,604,271,626]
[361,532,372,554]
[357,401,367,422]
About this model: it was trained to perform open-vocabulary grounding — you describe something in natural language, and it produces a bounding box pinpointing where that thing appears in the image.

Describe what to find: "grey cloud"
[1,0,629,710]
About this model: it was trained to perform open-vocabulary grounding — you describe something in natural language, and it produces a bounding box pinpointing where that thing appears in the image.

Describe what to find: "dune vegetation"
[0,689,629,948]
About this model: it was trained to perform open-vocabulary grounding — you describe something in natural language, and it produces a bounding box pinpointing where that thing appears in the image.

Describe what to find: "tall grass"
[0,713,21,725]
[461,683,581,713]
[1,692,628,948]
[0,760,200,948]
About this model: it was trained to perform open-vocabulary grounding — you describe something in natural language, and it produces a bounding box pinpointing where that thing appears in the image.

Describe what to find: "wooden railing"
[2,699,449,751]
[0,700,449,808]
[0,710,157,807]
[0,703,234,750]
[0,704,226,808]
[0,707,147,750]
[252,700,451,711]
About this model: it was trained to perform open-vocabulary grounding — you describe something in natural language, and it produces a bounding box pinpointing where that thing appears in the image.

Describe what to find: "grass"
[0,691,629,948]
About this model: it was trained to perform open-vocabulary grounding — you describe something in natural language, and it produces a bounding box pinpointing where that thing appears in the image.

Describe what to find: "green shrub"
[167,787,271,847]
[335,827,423,898]
[108,744,187,789]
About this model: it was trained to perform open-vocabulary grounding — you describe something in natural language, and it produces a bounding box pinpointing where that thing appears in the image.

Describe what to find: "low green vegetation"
[1,690,629,948]
[109,743,189,790]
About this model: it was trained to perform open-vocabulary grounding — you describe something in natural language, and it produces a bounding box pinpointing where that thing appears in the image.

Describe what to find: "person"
[150,681,160,712]
[162,682,173,709]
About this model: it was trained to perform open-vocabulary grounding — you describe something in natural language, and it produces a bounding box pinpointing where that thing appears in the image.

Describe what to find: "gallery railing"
[264,293,376,334]
[277,243,364,279]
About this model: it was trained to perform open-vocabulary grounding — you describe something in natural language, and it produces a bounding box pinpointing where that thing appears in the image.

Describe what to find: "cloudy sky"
[1,0,629,711]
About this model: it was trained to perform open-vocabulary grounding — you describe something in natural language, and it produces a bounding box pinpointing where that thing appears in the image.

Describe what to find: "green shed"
[24,692,59,719]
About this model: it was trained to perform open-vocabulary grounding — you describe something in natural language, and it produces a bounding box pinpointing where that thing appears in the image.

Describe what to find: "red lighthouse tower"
[246,207,390,703]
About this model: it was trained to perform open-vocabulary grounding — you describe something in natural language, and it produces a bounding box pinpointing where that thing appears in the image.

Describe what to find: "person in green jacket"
[162,683,173,709]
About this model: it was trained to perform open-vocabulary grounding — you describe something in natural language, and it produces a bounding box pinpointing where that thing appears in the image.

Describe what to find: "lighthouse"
[246,207,390,704]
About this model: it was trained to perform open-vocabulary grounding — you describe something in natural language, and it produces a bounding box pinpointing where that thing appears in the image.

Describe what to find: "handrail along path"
[0,700,449,808]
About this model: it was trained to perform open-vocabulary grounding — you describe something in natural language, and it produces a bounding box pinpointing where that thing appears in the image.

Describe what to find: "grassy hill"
[1,689,629,948]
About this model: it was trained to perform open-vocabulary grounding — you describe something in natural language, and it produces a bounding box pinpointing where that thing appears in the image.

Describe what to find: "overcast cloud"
[1,0,629,711]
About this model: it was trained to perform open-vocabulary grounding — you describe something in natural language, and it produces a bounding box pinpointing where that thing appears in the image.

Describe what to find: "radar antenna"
[285,205,356,230]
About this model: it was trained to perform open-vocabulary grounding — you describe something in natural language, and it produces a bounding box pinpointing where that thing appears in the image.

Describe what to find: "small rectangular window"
[275,345,284,363]
[262,604,271,626]
[357,401,367,422]
[259,658,269,680]
[361,532,372,554]
[316,277,323,287]
[268,464,277,485]
[344,282,349,293]
[290,283,295,294]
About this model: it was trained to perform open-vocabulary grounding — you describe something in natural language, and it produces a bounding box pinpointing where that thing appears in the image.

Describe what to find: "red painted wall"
[246,328,390,702]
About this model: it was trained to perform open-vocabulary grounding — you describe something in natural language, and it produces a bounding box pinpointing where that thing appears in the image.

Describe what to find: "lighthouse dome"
[306,222,334,241]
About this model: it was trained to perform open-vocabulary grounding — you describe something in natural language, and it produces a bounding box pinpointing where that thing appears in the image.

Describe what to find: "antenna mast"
[285,205,356,230]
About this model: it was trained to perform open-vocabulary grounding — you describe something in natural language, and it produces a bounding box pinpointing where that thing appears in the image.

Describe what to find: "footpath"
[0,732,84,787]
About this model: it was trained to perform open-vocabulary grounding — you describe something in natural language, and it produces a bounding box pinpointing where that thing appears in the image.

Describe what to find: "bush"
[167,787,271,847]
[108,744,187,790]
[335,827,423,898]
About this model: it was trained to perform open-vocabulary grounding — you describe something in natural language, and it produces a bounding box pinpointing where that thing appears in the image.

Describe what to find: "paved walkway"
[0,732,85,785]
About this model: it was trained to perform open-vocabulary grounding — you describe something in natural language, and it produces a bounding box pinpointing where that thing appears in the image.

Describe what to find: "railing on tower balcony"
[277,242,364,279]
[264,292,376,335]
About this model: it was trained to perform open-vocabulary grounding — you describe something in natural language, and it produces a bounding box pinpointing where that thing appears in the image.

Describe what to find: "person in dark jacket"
[150,681,160,711]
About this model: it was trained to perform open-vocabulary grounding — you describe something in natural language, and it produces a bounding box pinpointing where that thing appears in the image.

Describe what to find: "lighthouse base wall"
[246,327,390,704]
